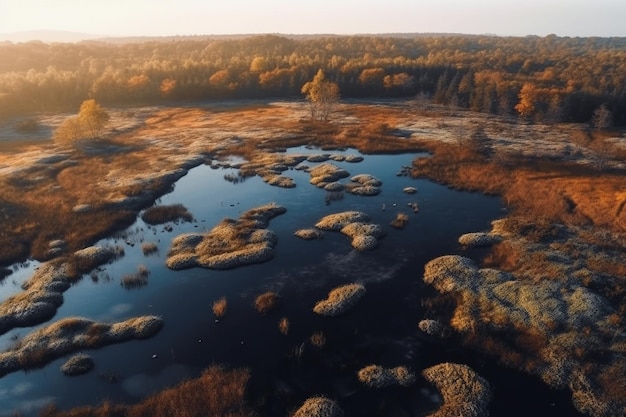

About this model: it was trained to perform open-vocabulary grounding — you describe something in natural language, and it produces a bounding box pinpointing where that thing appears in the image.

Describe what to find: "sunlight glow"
[0,0,625,38]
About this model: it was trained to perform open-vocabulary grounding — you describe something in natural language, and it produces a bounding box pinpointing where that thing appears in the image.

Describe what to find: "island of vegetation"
[0,315,163,378]
[166,203,287,270]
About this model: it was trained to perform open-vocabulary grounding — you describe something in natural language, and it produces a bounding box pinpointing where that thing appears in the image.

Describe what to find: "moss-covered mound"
[293,397,344,417]
[0,245,124,336]
[315,211,370,231]
[166,203,286,270]
[423,255,625,416]
[457,232,501,247]
[346,174,382,196]
[61,353,94,376]
[309,163,350,188]
[294,228,324,240]
[313,283,366,316]
[422,363,492,417]
[357,364,415,388]
[340,222,385,251]
[0,315,163,378]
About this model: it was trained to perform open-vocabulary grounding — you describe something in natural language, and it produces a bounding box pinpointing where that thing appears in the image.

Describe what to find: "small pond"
[0,148,579,416]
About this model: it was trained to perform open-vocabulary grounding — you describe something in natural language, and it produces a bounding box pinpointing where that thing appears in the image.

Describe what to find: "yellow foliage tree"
[54,99,110,143]
[301,69,340,121]
[78,99,110,138]
[515,83,538,118]
[160,78,177,97]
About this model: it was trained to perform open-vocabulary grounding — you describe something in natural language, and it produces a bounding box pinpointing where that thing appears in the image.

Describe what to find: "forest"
[1,34,625,125]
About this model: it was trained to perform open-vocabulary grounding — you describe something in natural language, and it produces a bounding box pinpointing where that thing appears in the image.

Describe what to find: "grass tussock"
[141,204,193,225]
[120,265,150,290]
[278,317,289,335]
[40,365,254,417]
[254,291,279,314]
[390,212,409,229]
[166,203,286,270]
[213,297,227,318]
[310,331,326,348]
[141,242,158,255]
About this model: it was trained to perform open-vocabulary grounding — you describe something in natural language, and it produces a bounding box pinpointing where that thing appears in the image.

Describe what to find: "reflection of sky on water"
[0,148,512,416]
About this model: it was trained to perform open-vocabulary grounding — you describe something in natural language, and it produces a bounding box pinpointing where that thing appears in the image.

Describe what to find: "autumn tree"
[54,99,110,143]
[592,104,613,130]
[160,78,177,97]
[301,69,340,121]
[78,99,110,138]
[515,83,539,119]
[383,73,415,93]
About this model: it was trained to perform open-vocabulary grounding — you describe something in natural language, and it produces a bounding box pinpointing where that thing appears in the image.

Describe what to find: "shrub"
[313,283,366,316]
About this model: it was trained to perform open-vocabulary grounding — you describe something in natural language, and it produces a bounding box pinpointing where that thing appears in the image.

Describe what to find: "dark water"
[0,149,580,416]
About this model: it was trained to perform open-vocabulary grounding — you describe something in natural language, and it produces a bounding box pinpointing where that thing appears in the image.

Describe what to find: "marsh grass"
[0,101,423,267]
[278,317,290,335]
[390,212,409,229]
[120,265,150,290]
[309,331,326,348]
[412,139,626,233]
[141,242,158,255]
[141,204,193,225]
[39,366,253,417]
[254,291,279,314]
[213,297,227,318]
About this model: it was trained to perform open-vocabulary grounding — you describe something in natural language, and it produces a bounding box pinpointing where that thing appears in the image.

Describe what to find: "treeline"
[1,34,625,125]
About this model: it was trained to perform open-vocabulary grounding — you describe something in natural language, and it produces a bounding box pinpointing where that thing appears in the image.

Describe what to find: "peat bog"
[0,100,624,417]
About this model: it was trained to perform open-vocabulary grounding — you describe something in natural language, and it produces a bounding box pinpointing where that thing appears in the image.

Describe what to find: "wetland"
[0,100,625,417]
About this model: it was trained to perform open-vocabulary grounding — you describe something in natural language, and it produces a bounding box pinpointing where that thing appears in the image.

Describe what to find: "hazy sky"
[1,0,625,37]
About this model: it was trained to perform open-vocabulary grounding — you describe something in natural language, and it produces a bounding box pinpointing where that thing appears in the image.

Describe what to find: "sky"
[1,0,625,38]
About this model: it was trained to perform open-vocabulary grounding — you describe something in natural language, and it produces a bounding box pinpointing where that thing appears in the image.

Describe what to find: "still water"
[0,148,579,416]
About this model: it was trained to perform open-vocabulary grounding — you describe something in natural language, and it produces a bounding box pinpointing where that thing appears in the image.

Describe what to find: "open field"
[0,99,625,416]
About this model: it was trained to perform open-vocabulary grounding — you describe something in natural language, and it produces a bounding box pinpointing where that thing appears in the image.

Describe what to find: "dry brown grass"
[120,265,150,290]
[412,139,626,233]
[141,242,158,255]
[254,291,279,314]
[212,297,227,318]
[0,101,426,267]
[309,331,326,348]
[278,317,289,335]
[390,212,409,229]
[39,365,254,417]
[141,204,193,225]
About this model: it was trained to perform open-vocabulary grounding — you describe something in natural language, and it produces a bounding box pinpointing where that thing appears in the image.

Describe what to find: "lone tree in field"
[301,69,340,121]
[54,99,110,143]
[592,103,613,131]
